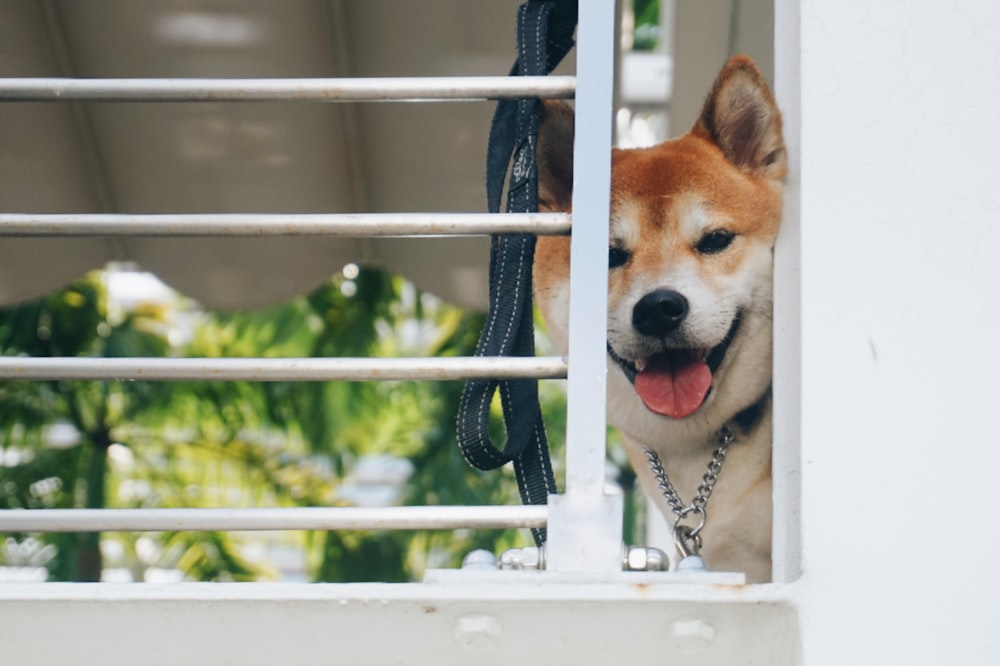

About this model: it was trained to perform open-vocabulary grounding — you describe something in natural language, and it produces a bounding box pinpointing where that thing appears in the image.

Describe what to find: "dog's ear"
[536,100,575,211]
[692,55,786,181]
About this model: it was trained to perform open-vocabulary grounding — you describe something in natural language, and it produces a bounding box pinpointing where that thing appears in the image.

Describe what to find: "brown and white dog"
[533,55,786,583]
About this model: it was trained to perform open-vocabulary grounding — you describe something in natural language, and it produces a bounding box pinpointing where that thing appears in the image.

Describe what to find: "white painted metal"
[544,0,621,574]
[0,506,547,533]
[0,356,567,382]
[0,583,797,666]
[771,0,803,586]
[424,567,744,587]
[23,0,1000,664]
[0,212,571,237]
[0,75,576,102]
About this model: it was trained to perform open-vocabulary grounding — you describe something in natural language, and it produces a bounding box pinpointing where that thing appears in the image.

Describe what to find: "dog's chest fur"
[622,398,773,583]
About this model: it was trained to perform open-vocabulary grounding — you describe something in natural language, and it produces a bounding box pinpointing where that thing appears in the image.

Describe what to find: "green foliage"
[632,0,662,51]
[0,266,562,583]
[0,273,179,580]
[165,531,260,582]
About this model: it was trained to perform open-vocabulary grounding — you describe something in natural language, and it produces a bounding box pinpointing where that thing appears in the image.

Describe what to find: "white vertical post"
[771,0,803,585]
[545,0,622,573]
[795,2,1000,664]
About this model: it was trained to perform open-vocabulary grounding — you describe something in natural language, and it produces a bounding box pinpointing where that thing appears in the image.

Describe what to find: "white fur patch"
[609,200,642,250]
[676,194,735,242]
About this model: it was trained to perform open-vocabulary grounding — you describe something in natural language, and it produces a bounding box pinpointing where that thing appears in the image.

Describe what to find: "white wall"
[787,0,1000,663]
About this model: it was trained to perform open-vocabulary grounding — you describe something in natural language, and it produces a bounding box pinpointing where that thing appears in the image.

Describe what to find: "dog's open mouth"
[607,315,741,419]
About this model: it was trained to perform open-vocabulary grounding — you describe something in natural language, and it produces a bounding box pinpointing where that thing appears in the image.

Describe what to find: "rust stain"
[711,583,749,594]
[630,582,653,597]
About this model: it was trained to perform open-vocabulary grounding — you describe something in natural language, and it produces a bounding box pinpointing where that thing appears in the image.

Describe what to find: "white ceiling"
[0,1,769,312]
[0,0,535,310]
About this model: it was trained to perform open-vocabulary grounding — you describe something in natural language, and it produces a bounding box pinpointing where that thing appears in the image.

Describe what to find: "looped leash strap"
[456,0,577,546]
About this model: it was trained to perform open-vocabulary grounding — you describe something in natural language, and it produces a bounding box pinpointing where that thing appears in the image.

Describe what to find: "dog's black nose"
[632,289,689,336]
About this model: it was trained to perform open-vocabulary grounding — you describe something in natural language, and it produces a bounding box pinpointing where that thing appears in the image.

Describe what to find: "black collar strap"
[456,0,577,546]
[732,388,771,434]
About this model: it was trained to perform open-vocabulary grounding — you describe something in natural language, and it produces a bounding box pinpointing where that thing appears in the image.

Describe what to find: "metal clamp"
[468,544,670,572]
[499,546,546,571]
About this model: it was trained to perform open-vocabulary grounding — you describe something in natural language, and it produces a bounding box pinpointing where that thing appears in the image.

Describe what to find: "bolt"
[623,545,669,571]
[499,546,545,570]
[461,549,498,571]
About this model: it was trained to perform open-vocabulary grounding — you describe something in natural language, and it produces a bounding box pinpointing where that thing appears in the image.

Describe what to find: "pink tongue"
[634,354,712,419]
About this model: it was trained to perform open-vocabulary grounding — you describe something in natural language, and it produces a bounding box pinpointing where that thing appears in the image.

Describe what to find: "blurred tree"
[0,265,558,582]
[632,0,662,50]
[0,273,172,580]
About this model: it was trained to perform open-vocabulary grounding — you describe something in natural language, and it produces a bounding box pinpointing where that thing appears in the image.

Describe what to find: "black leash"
[456,0,577,546]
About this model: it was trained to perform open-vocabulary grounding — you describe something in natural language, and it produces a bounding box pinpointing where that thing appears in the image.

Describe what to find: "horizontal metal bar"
[0,212,571,237]
[0,76,576,102]
[0,506,549,533]
[0,356,568,382]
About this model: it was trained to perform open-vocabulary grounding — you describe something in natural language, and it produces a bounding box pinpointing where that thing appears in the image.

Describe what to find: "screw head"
[461,549,498,571]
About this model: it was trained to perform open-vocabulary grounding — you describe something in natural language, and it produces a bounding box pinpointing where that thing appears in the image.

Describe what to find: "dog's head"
[534,55,786,442]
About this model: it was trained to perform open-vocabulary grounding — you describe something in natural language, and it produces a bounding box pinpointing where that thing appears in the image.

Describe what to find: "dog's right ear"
[537,100,575,211]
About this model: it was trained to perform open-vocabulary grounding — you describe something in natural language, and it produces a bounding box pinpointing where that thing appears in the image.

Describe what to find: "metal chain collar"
[643,425,734,557]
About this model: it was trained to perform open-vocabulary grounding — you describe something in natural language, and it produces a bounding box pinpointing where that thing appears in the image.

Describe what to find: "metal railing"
[0,212,571,237]
[0,73,579,538]
[0,506,548,533]
[0,2,619,571]
[0,76,576,102]
[0,356,567,382]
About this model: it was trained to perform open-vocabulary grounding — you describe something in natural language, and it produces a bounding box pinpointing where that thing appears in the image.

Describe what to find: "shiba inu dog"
[533,55,785,583]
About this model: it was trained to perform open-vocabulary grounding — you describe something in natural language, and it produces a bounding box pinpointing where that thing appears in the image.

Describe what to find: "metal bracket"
[461,544,669,573]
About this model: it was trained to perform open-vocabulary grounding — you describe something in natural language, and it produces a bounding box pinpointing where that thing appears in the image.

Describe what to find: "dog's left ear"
[692,55,787,182]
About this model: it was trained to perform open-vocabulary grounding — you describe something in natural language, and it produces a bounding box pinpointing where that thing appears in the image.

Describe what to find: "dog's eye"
[696,230,736,255]
[609,246,630,269]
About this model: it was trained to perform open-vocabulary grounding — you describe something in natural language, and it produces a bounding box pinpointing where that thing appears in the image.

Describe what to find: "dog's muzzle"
[607,313,742,418]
